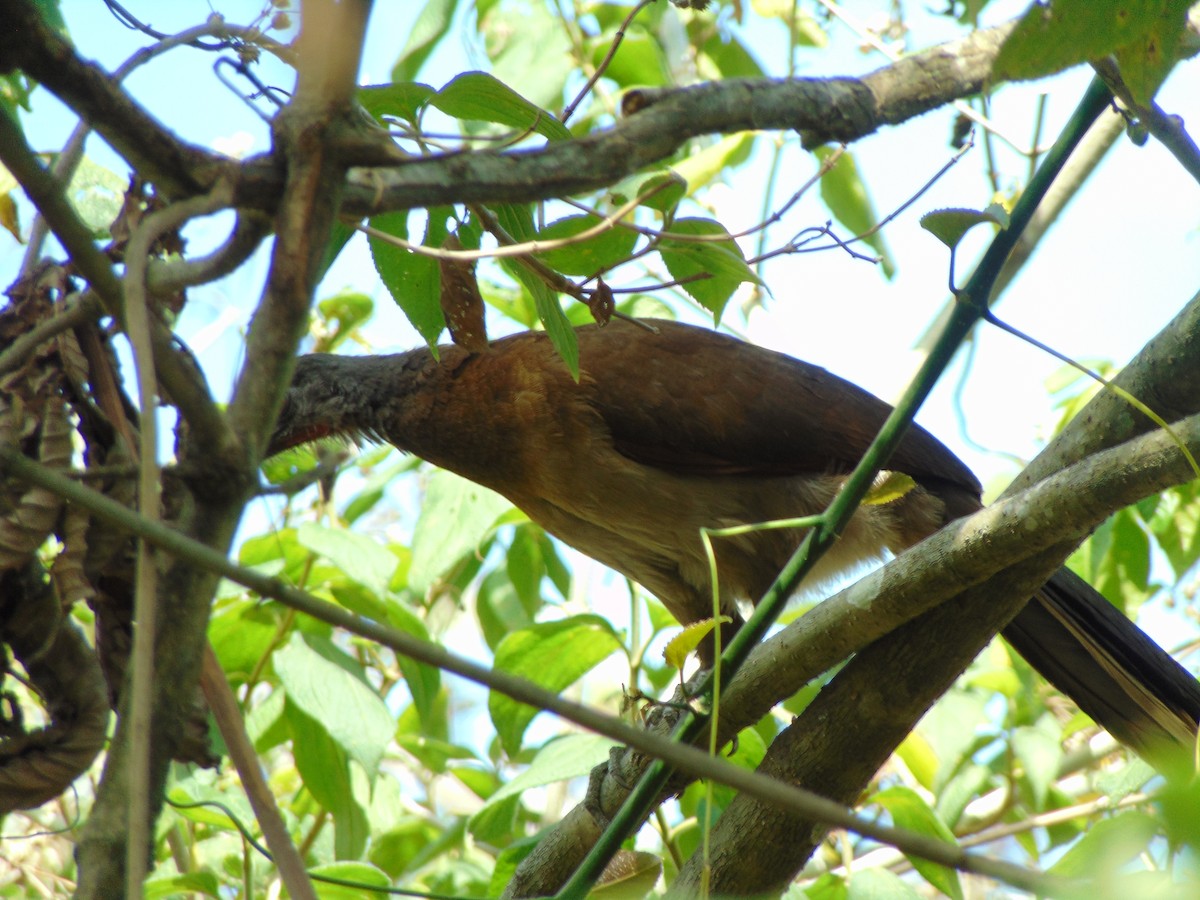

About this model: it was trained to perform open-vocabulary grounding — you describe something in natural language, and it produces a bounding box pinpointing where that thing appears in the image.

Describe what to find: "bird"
[267,317,1200,764]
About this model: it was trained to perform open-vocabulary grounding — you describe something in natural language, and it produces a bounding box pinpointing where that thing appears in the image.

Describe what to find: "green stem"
[555,75,1114,899]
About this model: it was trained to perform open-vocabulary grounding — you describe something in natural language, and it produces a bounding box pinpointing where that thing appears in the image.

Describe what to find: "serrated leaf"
[659,218,761,320]
[663,616,732,670]
[369,210,444,345]
[920,205,1009,250]
[533,214,639,275]
[501,258,580,378]
[871,786,963,900]
[431,71,571,141]
[489,615,621,755]
[862,472,916,506]
[994,0,1187,89]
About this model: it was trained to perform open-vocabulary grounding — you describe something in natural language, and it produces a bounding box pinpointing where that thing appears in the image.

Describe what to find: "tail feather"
[1003,567,1200,768]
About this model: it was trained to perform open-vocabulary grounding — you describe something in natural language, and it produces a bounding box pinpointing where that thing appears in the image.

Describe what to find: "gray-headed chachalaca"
[268,318,1200,763]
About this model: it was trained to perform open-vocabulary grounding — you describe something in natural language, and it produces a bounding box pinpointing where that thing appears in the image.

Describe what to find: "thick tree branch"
[12,414,1200,897]
[667,285,1200,893]
[1,0,1019,221]
[0,0,227,198]
[72,2,373,895]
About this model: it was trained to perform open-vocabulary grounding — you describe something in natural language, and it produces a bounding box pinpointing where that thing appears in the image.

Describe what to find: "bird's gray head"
[266,354,382,457]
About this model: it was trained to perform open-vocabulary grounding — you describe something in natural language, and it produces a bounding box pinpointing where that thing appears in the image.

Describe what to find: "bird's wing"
[574,319,982,501]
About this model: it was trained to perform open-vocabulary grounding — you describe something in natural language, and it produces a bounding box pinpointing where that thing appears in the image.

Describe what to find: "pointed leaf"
[663,616,732,670]
[431,71,571,141]
[489,615,621,754]
[391,0,460,82]
[872,786,963,900]
[369,210,444,345]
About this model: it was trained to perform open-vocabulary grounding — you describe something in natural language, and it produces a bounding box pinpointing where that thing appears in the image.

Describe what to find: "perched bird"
[268,318,1200,762]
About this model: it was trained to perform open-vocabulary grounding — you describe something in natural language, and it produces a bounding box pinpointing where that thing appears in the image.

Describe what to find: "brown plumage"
[269,318,1200,763]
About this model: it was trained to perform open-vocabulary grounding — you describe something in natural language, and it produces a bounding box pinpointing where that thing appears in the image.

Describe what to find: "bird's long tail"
[1003,567,1200,770]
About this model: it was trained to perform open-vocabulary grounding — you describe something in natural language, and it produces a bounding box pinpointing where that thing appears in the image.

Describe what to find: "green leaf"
[919,204,1010,250]
[316,221,357,286]
[862,472,916,506]
[693,25,770,78]
[368,210,444,346]
[815,146,895,278]
[408,469,511,593]
[588,850,663,898]
[1048,811,1159,879]
[315,291,374,352]
[484,733,616,806]
[501,257,580,378]
[533,214,638,276]
[489,615,621,754]
[1115,2,1191,104]
[391,0,460,82]
[297,522,399,598]
[286,702,369,859]
[359,82,435,124]
[659,217,762,321]
[1147,482,1200,578]
[846,867,923,900]
[671,133,755,195]
[505,523,549,614]
[872,786,963,900]
[479,3,574,112]
[1072,508,1154,615]
[66,156,125,237]
[308,861,392,899]
[274,633,394,777]
[208,598,280,684]
[708,727,767,808]
[915,690,990,791]
[144,873,221,899]
[606,170,687,214]
[994,0,1192,101]
[663,616,732,670]
[935,762,994,829]
[431,71,571,141]
[587,27,671,88]
[1013,719,1063,810]
[385,598,442,726]
[394,733,477,774]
